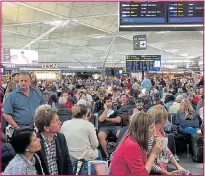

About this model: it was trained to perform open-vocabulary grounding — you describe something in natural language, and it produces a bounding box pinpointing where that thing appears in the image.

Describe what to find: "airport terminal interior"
[1,1,204,175]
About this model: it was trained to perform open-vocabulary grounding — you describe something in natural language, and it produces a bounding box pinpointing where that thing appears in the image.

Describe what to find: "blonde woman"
[60,104,103,175]
[176,98,200,134]
[148,105,186,175]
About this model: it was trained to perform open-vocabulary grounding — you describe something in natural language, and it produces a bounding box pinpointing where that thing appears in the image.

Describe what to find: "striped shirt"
[148,129,174,173]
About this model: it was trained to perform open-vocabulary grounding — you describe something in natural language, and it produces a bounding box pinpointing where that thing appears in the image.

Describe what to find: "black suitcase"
[191,134,203,163]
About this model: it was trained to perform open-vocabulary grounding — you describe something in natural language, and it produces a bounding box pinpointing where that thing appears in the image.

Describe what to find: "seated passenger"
[98,96,122,159]
[94,92,105,114]
[4,127,44,175]
[148,105,185,175]
[60,104,103,174]
[176,98,200,134]
[169,95,183,113]
[34,104,73,175]
[133,98,145,114]
[57,97,72,123]
[62,90,73,109]
[110,112,162,175]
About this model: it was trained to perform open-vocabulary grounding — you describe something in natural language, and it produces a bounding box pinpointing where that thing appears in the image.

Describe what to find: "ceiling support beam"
[3,21,44,27]
[102,33,117,68]
[21,21,69,49]
[15,2,117,21]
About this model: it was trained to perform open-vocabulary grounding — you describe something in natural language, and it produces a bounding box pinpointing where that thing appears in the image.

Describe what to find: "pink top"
[110,136,148,175]
[153,128,173,171]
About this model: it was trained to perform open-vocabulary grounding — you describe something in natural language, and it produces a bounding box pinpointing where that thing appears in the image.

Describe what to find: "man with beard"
[3,72,45,128]
[133,98,145,114]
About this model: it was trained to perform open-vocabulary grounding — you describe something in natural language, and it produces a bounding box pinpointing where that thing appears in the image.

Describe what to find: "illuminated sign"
[42,63,57,69]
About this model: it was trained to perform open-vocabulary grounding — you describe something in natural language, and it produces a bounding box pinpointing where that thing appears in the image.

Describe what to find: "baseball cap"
[136,98,143,103]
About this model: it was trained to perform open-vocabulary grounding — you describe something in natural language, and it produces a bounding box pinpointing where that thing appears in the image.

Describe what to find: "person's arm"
[3,94,18,128]
[3,113,18,128]
[98,105,108,122]
[145,137,162,173]
[152,164,169,175]
[106,116,121,123]
[88,123,99,149]
[170,158,185,171]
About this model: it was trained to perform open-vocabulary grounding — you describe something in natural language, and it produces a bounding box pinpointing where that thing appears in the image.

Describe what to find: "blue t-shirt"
[141,79,152,89]
[3,87,45,127]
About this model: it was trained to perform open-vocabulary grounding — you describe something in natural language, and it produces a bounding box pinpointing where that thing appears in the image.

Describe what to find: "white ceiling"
[2,2,203,67]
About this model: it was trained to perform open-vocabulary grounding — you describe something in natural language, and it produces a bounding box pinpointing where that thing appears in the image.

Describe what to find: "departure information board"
[105,67,123,76]
[119,1,203,31]
[168,1,203,23]
[126,55,161,72]
[120,1,166,24]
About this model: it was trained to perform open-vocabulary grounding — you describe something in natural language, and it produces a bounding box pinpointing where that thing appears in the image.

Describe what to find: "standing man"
[4,71,19,96]
[3,72,45,128]
[141,74,152,94]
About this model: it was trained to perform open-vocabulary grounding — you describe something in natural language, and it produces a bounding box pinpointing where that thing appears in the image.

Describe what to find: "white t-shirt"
[199,107,203,122]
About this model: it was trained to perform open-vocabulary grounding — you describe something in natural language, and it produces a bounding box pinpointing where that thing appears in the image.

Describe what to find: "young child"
[148,105,190,175]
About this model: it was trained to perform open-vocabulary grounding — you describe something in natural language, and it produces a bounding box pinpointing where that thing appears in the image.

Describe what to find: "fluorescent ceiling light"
[44,20,69,27]
[92,35,106,39]
[156,31,170,34]
[165,60,193,63]
[178,53,188,57]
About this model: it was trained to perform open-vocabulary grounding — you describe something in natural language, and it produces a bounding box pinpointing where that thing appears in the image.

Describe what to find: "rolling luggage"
[191,133,203,163]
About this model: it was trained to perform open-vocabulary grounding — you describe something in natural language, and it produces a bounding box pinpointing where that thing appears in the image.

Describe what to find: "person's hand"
[104,104,108,111]
[188,115,193,120]
[168,170,184,175]
[151,137,162,155]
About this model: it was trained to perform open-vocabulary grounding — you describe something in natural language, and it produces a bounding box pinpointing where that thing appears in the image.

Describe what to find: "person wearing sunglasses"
[4,127,44,175]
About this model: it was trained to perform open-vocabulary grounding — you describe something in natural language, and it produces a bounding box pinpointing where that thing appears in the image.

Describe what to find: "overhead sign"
[119,2,203,31]
[42,63,57,69]
[2,63,16,68]
[133,35,147,50]
[126,55,161,72]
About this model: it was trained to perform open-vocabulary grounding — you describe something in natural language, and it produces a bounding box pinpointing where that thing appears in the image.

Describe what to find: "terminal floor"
[168,154,203,175]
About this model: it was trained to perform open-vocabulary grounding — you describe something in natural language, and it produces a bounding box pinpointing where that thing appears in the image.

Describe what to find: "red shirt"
[110,136,148,176]
[65,100,73,109]
[126,82,132,89]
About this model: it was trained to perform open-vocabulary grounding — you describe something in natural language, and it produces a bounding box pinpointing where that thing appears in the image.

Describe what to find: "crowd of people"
[1,71,203,175]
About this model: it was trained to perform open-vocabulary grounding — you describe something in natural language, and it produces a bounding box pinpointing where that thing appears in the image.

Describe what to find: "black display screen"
[126,55,161,73]
[119,1,203,31]
[120,1,166,25]
[105,67,123,76]
[168,1,203,23]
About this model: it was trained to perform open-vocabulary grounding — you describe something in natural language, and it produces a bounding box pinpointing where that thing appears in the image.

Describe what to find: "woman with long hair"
[110,112,162,175]
[176,98,200,134]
